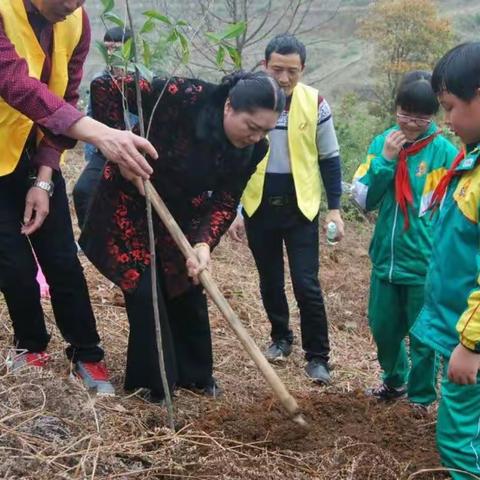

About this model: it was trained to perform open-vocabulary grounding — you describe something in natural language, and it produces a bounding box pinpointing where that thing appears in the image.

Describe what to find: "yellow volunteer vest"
[0,0,83,176]
[241,82,321,221]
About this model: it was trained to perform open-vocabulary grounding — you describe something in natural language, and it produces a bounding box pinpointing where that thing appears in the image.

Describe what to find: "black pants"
[0,157,103,362]
[123,267,213,398]
[73,154,105,229]
[244,175,330,362]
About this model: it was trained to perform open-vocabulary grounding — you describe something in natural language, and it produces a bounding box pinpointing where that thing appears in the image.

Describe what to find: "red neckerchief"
[395,132,438,229]
[428,150,466,213]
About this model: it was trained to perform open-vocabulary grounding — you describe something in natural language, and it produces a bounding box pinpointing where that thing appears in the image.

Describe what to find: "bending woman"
[80,71,285,401]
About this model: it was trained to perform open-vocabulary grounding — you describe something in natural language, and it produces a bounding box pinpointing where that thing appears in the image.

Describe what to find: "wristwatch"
[33,179,55,197]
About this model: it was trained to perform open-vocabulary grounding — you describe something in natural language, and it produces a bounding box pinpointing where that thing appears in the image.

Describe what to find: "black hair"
[265,34,306,66]
[395,70,439,115]
[103,27,132,43]
[432,42,480,101]
[221,70,286,114]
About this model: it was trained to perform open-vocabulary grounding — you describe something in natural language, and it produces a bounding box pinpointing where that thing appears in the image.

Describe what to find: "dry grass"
[0,150,448,479]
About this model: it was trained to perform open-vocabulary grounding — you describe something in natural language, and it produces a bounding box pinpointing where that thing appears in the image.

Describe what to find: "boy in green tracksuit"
[352,71,458,409]
[411,42,480,479]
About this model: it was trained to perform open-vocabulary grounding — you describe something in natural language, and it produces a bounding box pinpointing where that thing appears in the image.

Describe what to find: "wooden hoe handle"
[145,181,307,426]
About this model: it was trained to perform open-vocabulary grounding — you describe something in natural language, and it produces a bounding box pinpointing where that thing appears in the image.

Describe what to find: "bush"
[334,92,389,182]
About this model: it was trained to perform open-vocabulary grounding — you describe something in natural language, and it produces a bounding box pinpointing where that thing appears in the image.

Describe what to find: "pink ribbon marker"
[36,262,50,299]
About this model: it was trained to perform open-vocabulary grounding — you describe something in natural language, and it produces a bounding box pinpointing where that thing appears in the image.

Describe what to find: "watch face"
[34,180,54,196]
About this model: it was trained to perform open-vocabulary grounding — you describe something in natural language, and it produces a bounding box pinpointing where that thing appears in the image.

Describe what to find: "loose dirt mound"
[192,391,445,479]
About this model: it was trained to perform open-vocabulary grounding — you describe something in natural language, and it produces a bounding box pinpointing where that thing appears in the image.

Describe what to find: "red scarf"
[395,133,438,229]
[428,150,466,213]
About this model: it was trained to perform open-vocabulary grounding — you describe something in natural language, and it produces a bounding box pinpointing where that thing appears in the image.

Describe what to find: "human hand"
[67,117,157,179]
[324,209,345,242]
[96,128,156,179]
[186,243,211,285]
[228,215,245,242]
[447,343,480,385]
[22,187,50,235]
[118,165,146,195]
[382,131,407,161]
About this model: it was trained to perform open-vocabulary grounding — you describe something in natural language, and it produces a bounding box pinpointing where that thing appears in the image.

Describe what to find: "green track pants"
[437,367,480,479]
[368,272,438,405]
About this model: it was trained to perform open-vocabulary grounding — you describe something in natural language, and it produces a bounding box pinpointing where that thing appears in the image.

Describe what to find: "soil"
[191,391,445,479]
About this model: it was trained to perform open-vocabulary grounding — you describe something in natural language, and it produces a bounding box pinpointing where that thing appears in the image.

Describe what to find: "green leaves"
[142,10,173,25]
[103,11,124,27]
[143,39,152,67]
[100,0,114,14]
[224,45,241,68]
[140,18,155,34]
[177,32,190,63]
[95,40,109,64]
[99,2,244,77]
[221,21,246,40]
[213,44,242,69]
[216,46,226,66]
[140,10,190,64]
[134,63,154,83]
[207,22,246,69]
[206,22,246,42]
[121,38,133,61]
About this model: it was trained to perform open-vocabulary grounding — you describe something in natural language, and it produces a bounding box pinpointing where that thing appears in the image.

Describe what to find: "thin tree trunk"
[126,0,175,430]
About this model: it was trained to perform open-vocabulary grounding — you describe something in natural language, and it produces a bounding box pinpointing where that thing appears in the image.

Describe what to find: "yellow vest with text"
[241,82,320,221]
[0,0,83,176]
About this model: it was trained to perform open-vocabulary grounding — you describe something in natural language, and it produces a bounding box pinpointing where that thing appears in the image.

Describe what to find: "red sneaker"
[7,350,50,372]
[73,361,115,396]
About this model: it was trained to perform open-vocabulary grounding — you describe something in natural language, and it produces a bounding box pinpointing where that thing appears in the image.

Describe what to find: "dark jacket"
[79,75,268,297]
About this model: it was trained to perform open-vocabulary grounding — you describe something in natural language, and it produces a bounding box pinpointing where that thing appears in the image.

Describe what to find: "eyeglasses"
[396,113,432,127]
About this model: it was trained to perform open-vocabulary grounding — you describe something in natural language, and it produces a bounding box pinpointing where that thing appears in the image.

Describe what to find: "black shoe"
[410,402,430,418]
[264,339,292,363]
[305,358,331,385]
[180,377,223,399]
[366,383,406,401]
[201,378,223,398]
[139,389,166,405]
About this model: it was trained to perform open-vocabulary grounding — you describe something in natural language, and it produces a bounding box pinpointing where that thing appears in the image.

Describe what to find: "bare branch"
[188,0,344,72]
[243,0,272,45]
[232,0,249,51]
[291,0,314,34]
[199,0,229,24]
[282,1,303,37]
[293,0,344,35]
[244,0,298,48]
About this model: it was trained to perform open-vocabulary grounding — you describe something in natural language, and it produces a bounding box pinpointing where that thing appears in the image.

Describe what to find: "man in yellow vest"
[0,0,157,394]
[229,34,344,384]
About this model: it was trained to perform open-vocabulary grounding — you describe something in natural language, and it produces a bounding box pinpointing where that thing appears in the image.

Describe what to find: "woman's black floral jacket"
[79,75,268,297]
